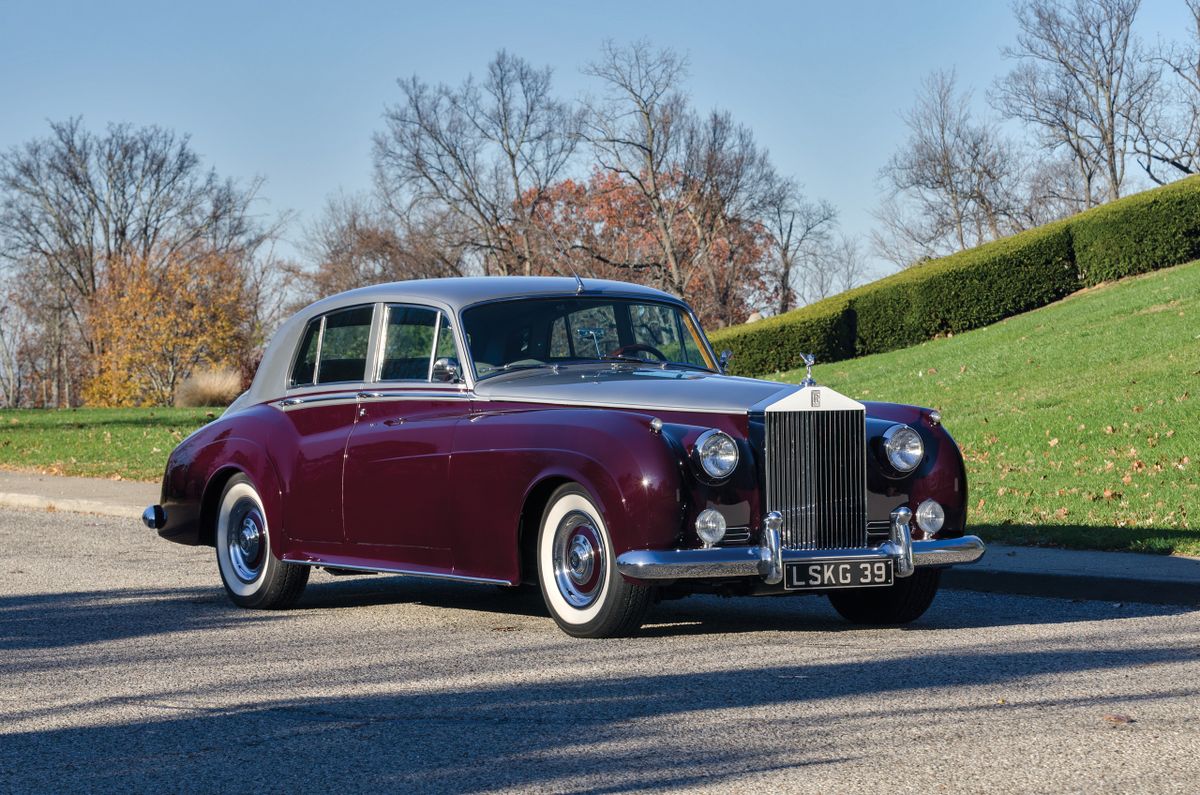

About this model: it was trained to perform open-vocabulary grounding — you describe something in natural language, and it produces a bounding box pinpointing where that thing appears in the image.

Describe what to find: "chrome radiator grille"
[764,409,868,550]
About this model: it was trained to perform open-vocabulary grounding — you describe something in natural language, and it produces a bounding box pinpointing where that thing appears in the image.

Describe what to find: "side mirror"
[718,349,733,373]
[432,357,462,383]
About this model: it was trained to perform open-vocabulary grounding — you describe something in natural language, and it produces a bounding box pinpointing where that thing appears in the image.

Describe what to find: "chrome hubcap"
[553,511,605,609]
[227,499,266,583]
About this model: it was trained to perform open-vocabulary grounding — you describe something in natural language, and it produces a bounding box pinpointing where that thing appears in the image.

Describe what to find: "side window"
[289,317,322,387]
[316,306,373,384]
[380,306,438,381]
[434,313,458,361]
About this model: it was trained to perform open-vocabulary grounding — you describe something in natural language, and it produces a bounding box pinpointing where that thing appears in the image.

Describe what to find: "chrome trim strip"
[472,393,743,415]
[616,535,986,581]
[275,391,363,410]
[282,557,514,586]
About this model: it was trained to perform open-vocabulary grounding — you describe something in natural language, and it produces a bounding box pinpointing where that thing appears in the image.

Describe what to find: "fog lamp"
[695,509,727,547]
[915,499,945,535]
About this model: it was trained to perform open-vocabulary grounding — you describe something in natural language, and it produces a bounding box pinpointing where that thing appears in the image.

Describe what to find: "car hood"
[473,365,797,414]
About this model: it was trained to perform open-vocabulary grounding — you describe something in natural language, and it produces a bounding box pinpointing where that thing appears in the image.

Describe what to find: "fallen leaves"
[1102,713,1136,726]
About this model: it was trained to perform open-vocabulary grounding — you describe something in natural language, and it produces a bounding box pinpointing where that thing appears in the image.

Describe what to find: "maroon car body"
[145,277,984,637]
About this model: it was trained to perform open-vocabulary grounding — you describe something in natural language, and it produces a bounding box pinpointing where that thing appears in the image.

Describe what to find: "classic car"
[143,276,985,638]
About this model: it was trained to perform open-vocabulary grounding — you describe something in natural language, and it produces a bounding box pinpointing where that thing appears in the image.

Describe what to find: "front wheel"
[215,474,309,609]
[537,484,654,638]
[827,569,941,625]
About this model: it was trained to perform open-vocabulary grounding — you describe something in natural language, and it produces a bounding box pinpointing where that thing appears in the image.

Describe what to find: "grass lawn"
[0,407,220,482]
[773,259,1200,555]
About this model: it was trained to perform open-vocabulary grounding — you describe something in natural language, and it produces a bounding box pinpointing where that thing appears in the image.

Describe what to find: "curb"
[942,567,1200,608]
[0,492,143,521]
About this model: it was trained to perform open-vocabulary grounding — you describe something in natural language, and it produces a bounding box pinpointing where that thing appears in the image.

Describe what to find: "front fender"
[448,406,688,582]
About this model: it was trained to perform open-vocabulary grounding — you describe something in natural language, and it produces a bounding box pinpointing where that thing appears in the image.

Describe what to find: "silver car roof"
[231,277,695,412]
[296,276,683,318]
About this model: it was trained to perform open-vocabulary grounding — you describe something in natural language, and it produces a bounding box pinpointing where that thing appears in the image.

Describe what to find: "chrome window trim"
[372,303,464,386]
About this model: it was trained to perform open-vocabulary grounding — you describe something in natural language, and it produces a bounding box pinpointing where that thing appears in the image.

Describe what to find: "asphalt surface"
[2,508,1199,794]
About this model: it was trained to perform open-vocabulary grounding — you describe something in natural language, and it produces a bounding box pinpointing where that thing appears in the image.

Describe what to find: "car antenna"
[571,268,585,294]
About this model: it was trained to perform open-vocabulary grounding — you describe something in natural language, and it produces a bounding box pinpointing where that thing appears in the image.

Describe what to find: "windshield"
[461,297,716,379]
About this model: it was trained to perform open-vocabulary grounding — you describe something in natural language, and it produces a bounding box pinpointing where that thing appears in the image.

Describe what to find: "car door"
[341,305,468,569]
[279,304,376,545]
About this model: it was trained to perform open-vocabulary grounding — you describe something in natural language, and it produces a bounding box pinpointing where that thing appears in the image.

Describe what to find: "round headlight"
[883,424,924,472]
[694,429,739,480]
[695,509,727,547]
[915,499,944,535]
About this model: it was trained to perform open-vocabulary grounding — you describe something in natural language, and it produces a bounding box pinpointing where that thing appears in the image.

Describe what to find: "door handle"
[357,391,385,399]
[383,418,405,427]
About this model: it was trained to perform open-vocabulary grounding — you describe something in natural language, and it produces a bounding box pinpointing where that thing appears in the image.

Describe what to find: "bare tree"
[296,193,467,303]
[582,40,694,293]
[875,70,1020,267]
[761,176,837,314]
[0,119,274,345]
[679,110,780,326]
[993,0,1154,204]
[1127,0,1200,184]
[374,50,580,276]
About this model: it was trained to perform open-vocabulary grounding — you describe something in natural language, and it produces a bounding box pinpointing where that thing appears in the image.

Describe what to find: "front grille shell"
[763,409,869,550]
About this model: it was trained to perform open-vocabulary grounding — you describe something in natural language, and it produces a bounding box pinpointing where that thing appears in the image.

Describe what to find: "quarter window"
[289,318,322,387]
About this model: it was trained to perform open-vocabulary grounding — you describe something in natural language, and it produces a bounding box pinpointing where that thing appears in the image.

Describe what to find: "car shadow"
[296,572,1186,635]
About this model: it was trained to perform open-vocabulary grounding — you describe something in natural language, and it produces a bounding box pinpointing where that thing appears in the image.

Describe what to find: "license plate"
[784,559,894,590]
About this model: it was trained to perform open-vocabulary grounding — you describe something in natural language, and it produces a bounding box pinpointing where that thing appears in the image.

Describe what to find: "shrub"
[712,176,1200,376]
[854,221,1076,355]
[175,368,242,407]
[1071,176,1200,286]
[708,296,855,377]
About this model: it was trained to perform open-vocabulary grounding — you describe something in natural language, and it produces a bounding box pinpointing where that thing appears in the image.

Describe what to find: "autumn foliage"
[84,253,245,407]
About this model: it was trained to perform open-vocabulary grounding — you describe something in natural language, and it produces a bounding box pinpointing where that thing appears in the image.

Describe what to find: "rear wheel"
[537,483,653,638]
[215,474,308,609]
[827,569,941,625]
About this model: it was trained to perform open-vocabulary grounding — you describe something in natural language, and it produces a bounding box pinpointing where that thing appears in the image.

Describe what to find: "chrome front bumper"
[616,507,986,585]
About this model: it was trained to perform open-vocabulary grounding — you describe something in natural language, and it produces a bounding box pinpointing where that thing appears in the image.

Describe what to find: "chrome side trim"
[275,391,362,410]
[471,393,744,415]
[616,535,986,581]
[282,557,514,586]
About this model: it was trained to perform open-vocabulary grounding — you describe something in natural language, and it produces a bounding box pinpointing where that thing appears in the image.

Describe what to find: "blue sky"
[0,1,1190,272]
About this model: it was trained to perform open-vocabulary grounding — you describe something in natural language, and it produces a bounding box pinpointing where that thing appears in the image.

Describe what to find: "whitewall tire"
[215,474,308,609]
[536,483,653,638]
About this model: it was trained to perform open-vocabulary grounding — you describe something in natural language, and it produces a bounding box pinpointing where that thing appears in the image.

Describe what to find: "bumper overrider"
[616,506,986,585]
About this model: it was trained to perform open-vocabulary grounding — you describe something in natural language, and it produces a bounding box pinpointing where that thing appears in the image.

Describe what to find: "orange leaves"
[84,252,245,407]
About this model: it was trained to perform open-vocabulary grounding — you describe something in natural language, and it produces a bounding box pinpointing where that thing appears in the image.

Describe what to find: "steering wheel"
[609,343,668,362]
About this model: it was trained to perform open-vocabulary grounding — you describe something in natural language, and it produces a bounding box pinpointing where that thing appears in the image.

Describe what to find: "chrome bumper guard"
[616,507,986,584]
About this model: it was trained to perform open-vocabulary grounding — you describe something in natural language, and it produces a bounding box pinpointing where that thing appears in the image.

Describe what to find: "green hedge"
[1072,177,1200,285]
[854,221,1076,355]
[712,175,1200,377]
[707,296,855,377]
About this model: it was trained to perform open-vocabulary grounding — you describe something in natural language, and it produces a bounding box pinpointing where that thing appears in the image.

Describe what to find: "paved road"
[2,509,1199,794]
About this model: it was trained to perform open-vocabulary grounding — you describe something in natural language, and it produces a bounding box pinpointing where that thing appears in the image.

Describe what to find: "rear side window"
[288,305,374,387]
[318,307,373,383]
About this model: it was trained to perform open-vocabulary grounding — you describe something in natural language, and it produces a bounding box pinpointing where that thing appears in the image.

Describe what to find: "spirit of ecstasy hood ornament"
[799,352,816,388]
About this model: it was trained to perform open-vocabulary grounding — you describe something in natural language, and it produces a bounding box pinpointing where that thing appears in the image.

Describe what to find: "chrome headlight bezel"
[693,429,740,480]
[882,424,924,473]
